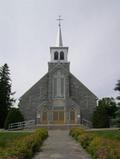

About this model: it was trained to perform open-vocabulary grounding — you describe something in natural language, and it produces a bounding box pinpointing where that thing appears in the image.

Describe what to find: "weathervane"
[56,15,63,27]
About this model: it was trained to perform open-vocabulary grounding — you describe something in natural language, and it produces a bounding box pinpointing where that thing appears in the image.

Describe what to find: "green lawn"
[0,132,32,148]
[89,130,120,140]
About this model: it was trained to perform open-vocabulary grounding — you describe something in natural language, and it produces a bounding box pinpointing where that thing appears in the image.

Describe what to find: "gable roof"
[70,73,98,99]
[20,73,48,99]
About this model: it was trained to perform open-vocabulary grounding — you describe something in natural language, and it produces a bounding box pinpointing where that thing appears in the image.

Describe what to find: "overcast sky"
[0,0,120,105]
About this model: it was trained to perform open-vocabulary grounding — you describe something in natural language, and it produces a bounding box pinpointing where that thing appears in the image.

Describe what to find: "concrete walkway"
[33,130,91,159]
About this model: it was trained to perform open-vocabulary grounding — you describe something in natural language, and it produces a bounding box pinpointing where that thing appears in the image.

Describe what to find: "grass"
[70,128,120,159]
[89,130,120,140]
[0,129,48,159]
[0,131,32,148]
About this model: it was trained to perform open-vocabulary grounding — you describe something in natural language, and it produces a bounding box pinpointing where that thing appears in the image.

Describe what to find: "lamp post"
[77,114,80,124]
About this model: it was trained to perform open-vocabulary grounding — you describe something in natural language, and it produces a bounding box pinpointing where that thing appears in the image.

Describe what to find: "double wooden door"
[42,111,75,124]
[52,111,64,124]
[42,111,64,124]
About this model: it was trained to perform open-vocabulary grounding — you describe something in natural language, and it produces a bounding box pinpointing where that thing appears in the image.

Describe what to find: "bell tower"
[48,16,70,100]
[50,16,68,63]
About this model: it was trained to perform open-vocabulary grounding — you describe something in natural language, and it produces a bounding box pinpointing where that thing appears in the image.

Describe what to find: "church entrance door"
[70,111,75,124]
[52,111,64,124]
[42,111,48,124]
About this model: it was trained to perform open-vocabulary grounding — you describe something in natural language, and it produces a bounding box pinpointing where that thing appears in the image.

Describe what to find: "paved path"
[33,130,91,159]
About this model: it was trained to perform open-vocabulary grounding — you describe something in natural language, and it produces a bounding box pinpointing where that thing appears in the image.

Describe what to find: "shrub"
[88,137,120,159]
[0,128,48,159]
[77,133,94,149]
[69,128,120,159]
[4,108,24,129]
[69,128,85,140]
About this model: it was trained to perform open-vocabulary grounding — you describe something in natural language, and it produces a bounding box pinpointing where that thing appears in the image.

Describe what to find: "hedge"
[0,128,48,159]
[4,108,24,129]
[69,128,120,159]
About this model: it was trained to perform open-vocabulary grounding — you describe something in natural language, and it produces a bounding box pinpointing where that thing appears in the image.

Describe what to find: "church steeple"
[50,16,68,63]
[56,16,63,47]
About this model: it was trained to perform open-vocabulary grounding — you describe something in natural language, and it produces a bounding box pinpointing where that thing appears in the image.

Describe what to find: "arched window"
[53,71,65,98]
[60,51,64,60]
[54,51,58,60]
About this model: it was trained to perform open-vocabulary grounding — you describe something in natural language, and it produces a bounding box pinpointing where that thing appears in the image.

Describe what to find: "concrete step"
[34,124,88,130]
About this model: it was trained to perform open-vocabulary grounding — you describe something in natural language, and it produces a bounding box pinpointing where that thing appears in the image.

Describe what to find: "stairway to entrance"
[33,130,91,159]
[8,119,92,131]
[35,124,87,130]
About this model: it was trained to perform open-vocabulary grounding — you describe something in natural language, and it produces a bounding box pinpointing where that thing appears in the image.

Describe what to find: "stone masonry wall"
[19,63,97,123]
[19,73,48,121]
[69,73,97,121]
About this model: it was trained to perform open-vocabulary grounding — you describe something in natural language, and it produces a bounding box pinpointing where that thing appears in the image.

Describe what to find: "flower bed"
[69,128,120,159]
[0,128,48,159]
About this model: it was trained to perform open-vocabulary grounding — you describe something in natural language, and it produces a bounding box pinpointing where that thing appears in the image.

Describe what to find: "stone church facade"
[19,21,97,125]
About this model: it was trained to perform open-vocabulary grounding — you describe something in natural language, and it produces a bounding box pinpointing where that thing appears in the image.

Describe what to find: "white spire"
[56,16,63,47]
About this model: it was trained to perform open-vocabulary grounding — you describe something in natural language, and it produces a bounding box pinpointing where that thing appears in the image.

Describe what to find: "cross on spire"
[56,16,63,27]
[56,16,63,47]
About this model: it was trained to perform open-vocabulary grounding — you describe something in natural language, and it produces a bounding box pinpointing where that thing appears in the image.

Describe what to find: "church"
[19,18,97,125]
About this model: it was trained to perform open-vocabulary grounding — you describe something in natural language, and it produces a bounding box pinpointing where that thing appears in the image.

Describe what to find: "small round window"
[60,51,64,60]
[54,51,58,60]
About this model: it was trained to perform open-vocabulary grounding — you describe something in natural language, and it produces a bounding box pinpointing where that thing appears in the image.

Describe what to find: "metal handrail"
[8,120,35,130]
[81,119,92,128]
[8,118,92,130]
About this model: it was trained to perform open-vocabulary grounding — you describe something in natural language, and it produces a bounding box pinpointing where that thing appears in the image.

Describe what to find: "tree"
[92,97,117,128]
[4,108,24,129]
[114,80,120,104]
[115,80,120,92]
[112,109,120,127]
[0,64,15,128]
[112,80,120,127]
